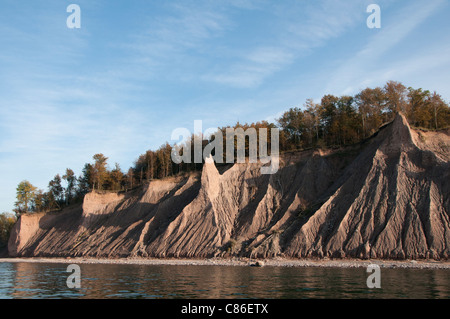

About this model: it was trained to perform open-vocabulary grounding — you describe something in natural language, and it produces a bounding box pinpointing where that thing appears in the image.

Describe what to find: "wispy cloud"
[281,0,362,46]
[203,46,294,88]
[202,0,363,88]
[123,2,233,81]
[113,0,364,89]
[324,0,446,95]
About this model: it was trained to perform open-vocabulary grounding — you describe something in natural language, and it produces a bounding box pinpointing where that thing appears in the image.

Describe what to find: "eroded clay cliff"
[8,114,450,259]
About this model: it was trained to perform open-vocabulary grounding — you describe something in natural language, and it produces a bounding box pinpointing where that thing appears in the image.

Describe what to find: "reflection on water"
[0,262,449,299]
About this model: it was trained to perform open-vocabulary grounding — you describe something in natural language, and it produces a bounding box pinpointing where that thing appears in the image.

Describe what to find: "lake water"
[0,262,449,299]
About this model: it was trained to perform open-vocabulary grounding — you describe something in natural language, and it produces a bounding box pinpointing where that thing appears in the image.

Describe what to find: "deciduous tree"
[14,180,37,215]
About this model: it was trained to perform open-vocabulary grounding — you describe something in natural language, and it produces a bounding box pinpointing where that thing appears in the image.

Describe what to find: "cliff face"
[8,114,450,260]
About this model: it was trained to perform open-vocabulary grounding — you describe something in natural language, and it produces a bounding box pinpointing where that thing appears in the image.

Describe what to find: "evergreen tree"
[110,163,124,191]
[48,174,64,210]
[92,154,109,190]
[63,168,76,205]
[77,163,93,196]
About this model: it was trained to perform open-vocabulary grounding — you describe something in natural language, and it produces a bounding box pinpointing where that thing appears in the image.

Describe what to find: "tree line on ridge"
[11,81,450,216]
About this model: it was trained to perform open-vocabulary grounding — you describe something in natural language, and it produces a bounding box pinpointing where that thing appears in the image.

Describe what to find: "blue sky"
[1,0,449,213]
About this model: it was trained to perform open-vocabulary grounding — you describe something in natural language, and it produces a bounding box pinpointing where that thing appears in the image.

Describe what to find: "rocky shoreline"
[1,257,449,269]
